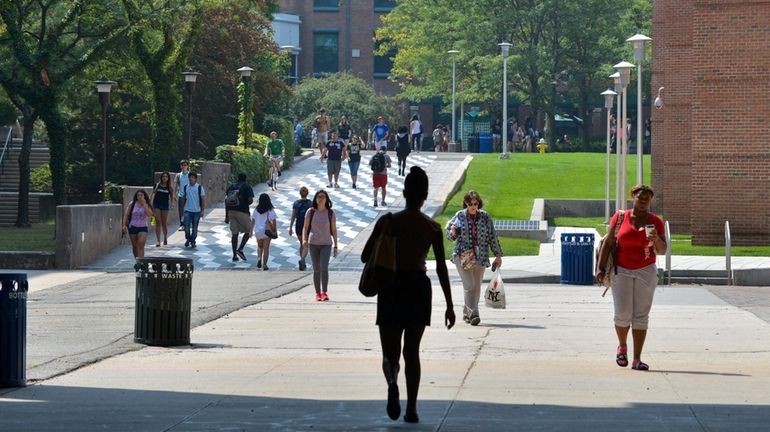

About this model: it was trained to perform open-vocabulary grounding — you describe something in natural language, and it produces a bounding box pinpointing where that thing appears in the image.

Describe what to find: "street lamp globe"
[613,60,635,88]
[627,32,652,62]
[237,66,254,78]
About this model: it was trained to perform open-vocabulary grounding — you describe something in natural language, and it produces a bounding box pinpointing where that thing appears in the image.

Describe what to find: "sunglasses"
[468,202,479,207]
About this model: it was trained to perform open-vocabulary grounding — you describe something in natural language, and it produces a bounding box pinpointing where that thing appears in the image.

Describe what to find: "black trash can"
[134,258,193,346]
[0,273,27,387]
[560,233,595,285]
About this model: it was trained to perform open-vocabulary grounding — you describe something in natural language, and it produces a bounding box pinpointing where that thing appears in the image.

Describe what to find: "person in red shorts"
[370,143,392,207]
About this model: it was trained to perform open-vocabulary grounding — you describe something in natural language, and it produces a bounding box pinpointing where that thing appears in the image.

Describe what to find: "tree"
[377,0,651,149]
[0,1,128,221]
[289,74,398,141]
[120,0,205,172]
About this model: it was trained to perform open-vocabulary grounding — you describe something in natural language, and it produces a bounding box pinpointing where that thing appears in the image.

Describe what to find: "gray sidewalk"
[2,271,770,431]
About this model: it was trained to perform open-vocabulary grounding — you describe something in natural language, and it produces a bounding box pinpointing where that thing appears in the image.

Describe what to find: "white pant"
[455,262,485,318]
[611,264,657,329]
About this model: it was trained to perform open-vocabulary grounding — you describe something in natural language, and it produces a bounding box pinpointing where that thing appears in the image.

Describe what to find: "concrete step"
[662,269,730,286]
[0,192,45,226]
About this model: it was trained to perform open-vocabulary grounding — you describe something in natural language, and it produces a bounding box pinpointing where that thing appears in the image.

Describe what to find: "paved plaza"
[2,152,770,431]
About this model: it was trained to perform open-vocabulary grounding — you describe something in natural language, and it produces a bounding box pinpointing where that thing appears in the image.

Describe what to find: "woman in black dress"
[395,125,411,176]
[362,166,455,423]
[151,171,173,246]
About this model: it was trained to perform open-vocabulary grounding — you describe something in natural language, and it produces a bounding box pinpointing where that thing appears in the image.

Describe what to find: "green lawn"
[432,153,768,258]
[0,220,56,251]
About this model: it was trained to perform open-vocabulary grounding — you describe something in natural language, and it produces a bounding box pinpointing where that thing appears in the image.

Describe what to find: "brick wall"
[652,0,770,245]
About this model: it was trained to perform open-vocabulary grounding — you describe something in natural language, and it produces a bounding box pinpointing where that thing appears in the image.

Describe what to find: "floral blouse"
[445,209,503,268]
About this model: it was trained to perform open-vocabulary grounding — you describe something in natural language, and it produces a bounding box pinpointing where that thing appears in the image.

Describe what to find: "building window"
[374,40,395,79]
[314,31,339,75]
[374,0,396,12]
[314,0,339,12]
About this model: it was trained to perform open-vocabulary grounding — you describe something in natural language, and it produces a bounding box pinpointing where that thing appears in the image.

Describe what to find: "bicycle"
[268,156,281,191]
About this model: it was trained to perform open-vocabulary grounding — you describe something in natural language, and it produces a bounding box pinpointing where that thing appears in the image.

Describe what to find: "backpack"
[225,184,240,208]
[370,152,385,172]
[183,184,203,207]
[306,207,333,234]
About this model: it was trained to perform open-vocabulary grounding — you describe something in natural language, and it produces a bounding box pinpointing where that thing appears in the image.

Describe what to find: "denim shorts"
[128,225,148,235]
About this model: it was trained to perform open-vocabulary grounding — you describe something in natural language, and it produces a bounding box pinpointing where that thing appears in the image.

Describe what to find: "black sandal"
[616,346,629,367]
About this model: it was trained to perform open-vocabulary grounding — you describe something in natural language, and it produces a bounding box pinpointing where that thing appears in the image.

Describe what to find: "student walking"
[325,131,346,188]
[346,135,364,189]
[226,173,254,262]
[251,193,278,270]
[123,189,154,258]
[395,125,411,176]
[313,108,332,160]
[301,190,338,301]
[337,115,353,145]
[371,116,390,149]
[362,166,455,423]
[181,172,205,248]
[409,114,423,152]
[370,144,392,207]
[150,172,173,246]
[289,186,313,270]
[173,159,190,231]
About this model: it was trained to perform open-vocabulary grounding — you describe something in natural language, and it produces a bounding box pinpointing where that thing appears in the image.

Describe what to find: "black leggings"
[397,155,407,173]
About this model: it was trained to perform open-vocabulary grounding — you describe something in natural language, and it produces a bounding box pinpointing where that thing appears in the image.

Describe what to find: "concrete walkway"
[3,271,770,431]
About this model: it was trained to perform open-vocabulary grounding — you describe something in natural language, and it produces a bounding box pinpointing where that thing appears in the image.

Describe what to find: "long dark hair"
[311,190,332,210]
[256,193,273,214]
[155,171,171,190]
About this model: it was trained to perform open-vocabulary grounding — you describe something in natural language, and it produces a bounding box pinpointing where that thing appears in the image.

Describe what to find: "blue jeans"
[178,197,185,226]
[183,211,201,243]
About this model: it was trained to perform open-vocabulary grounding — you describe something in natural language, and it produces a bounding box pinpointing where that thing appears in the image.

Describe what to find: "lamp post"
[610,72,621,212]
[447,50,460,149]
[499,42,512,160]
[614,60,635,210]
[601,88,618,224]
[95,80,116,202]
[237,66,255,147]
[627,32,652,184]
[182,71,201,159]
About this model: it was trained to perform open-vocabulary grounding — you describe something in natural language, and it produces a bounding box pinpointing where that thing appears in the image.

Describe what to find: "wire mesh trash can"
[560,233,595,285]
[134,258,193,346]
[0,273,27,387]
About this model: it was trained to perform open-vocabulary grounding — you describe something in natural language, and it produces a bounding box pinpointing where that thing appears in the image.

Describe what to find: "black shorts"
[128,226,148,235]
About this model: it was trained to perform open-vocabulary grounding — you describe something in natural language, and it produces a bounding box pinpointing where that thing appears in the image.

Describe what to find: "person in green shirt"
[265,131,285,179]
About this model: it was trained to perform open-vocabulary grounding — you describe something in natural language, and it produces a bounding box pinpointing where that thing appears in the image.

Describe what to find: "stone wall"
[55,204,123,269]
[652,0,770,245]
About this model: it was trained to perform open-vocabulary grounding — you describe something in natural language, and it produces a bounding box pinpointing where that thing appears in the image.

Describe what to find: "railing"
[664,220,671,285]
[725,220,733,286]
[0,126,12,175]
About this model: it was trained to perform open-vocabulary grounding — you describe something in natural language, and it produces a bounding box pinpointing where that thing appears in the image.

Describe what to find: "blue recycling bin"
[560,233,595,285]
[0,273,27,387]
[479,133,493,153]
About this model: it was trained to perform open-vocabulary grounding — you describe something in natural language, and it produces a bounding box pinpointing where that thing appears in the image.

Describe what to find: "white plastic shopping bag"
[484,268,506,309]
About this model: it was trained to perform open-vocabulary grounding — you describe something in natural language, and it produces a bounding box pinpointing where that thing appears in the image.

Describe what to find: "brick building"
[273,0,399,96]
[651,0,770,245]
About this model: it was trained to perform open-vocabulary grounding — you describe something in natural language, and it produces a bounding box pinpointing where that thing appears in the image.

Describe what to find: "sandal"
[616,346,629,367]
[631,359,649,371]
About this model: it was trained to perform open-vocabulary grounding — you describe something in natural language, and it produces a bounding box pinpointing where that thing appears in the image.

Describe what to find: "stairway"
[0,132,51,226]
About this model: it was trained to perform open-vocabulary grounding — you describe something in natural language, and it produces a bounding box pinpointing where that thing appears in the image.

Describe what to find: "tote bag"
[359,215,397,297]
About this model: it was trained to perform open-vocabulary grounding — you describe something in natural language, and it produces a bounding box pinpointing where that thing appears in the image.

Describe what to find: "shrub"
[214,144,268,185]
[30,164,52,192]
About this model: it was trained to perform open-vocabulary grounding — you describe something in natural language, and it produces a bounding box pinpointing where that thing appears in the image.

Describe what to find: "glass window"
[374,0,396,12]
[314,0,339,11]
[314,31,339,75]
[374,40,395,78]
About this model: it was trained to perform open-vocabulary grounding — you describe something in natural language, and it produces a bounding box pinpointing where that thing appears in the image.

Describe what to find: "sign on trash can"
[560,233,595,285]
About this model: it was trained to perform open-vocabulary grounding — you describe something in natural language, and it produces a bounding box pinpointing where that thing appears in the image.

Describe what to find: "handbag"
[596,211,625,295]
[264,218,278,239]
[358,214,397,297]
[459,212,477,271]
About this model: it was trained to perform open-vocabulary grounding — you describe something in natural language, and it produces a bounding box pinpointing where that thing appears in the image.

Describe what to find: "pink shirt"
[130,203,150,228]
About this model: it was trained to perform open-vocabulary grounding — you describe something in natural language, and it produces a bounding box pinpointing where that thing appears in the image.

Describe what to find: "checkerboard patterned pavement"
[107,152,438,271]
